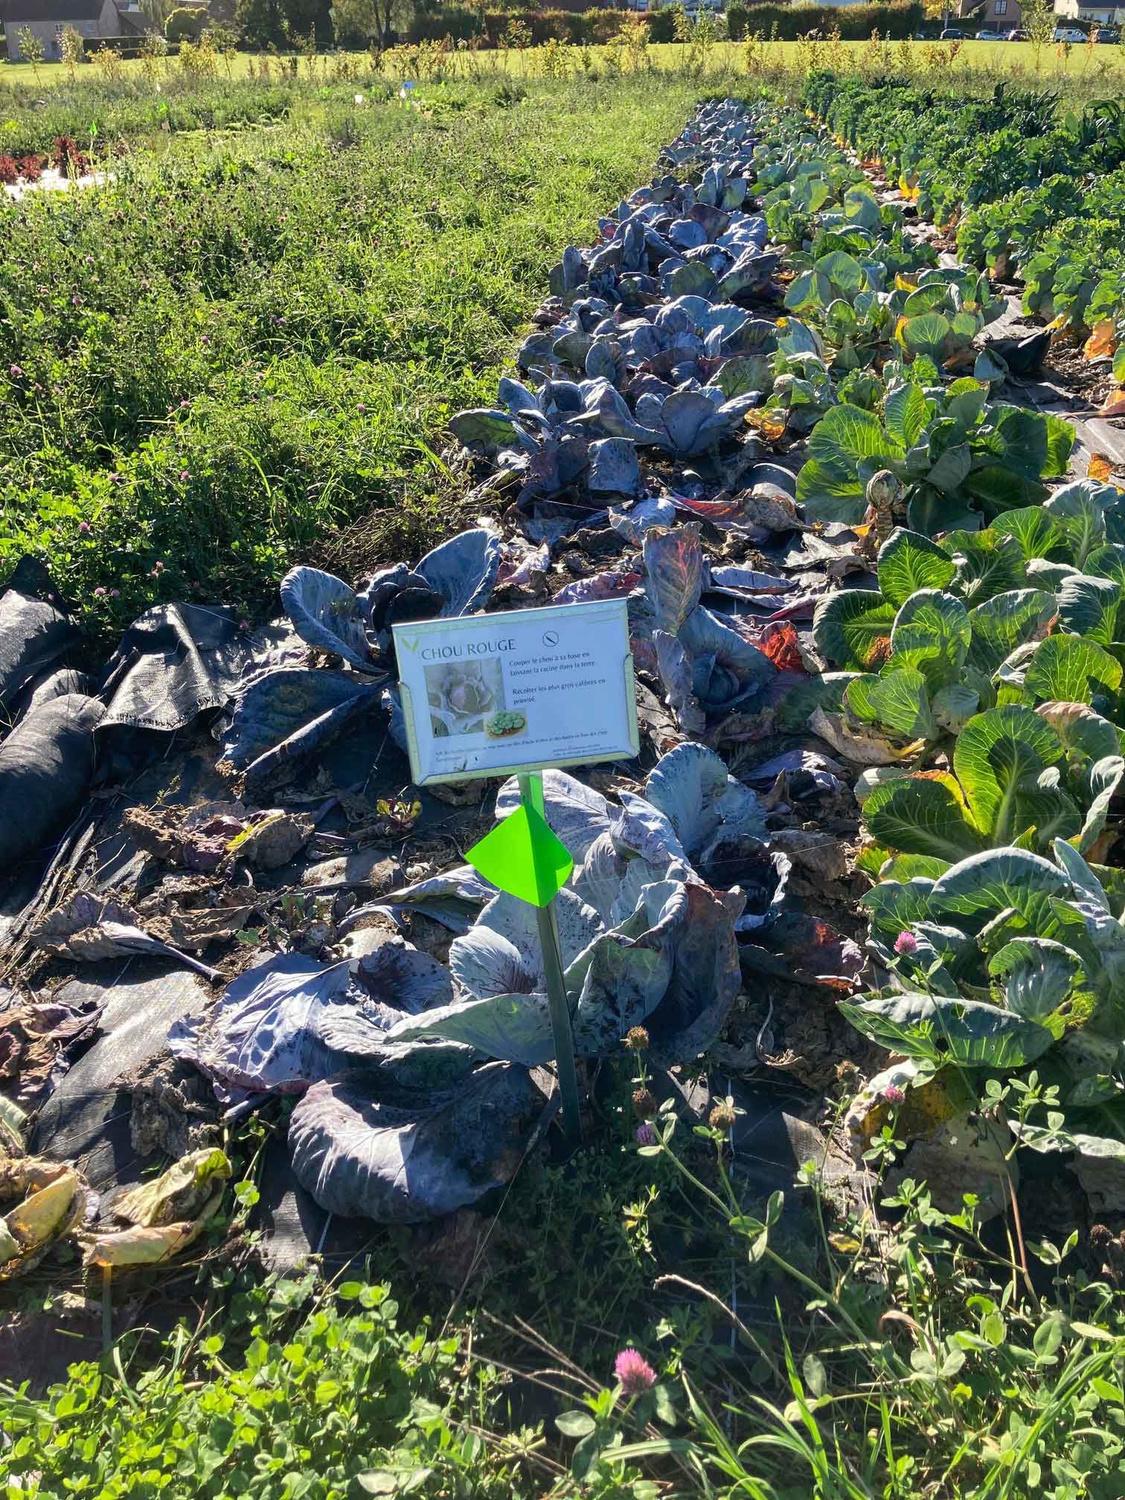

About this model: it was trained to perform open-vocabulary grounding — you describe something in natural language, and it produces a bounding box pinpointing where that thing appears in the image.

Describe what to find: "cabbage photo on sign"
[424,659,509,739]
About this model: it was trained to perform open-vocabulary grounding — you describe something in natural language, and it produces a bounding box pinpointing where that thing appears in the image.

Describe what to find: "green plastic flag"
[465,801,573,908]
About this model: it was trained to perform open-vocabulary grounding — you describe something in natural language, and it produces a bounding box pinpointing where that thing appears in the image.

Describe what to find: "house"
[1,0,150,61]
[958,0,1024,29]
[982,0,1021,28]
[1054,0,1125,22]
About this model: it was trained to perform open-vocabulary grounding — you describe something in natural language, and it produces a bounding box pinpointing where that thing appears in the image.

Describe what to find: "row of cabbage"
[457,104,1076,539]
[815,497,1125,1191]
[803,72,1125,389]
[740,101,1125,1185]
[219,95,1124,1224]
[446,95,1124,1203]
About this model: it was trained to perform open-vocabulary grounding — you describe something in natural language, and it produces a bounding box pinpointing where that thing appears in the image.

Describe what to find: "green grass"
[3,1095,1122,1498]
[0,75,696,627]
[0,1272,529,1497]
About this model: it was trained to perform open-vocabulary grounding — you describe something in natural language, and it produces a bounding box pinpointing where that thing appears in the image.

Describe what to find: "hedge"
[405,2,924,47]
[406,8,632,45]
[737,2,922,40]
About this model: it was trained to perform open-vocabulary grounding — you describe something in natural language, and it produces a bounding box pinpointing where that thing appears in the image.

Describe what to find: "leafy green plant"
[858,702,1124,860]
[852,841,1125,1161]
[804,71,1125,344]
[0,1277,524,1498]
[796,376,1074,532]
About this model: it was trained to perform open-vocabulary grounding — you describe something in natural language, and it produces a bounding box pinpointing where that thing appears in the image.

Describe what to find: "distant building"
[1,0,151,61]
[958,0,1024,29]
[1054,0,1124,22]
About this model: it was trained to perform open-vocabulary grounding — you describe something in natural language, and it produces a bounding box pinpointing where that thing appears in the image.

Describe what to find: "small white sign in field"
[393,599,637,786]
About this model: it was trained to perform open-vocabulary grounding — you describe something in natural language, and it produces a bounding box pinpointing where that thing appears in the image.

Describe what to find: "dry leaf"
[168,905,255,953]
[83,1197,221,1268]
[35,893,222,984]
[1083,320,1116,361]
[809,707,922,766]
[1088,453,1116,483]
[1100,389,1125,418]
[226,810,314,870]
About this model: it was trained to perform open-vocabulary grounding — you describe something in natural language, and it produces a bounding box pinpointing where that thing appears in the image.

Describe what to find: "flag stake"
[519,772,582,1148]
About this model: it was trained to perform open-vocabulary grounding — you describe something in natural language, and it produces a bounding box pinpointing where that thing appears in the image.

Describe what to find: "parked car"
[1052,25,1087,41]
[1006,28,1027,40]
[1093,26,1120,42]
[939,27,967,38]
[976,28,1005,39]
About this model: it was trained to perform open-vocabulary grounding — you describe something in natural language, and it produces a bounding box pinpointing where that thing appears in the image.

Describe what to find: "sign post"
[392,598,637,1151]
[460,767,582,1145]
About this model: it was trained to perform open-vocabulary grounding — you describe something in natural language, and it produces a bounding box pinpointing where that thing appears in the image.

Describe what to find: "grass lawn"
[0,75,697,628]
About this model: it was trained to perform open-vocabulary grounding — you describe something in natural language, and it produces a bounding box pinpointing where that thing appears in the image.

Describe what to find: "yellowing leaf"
[1100,389,1125,418]
[828,1232,863,1254]
[1083,320,1116,361]
[0,1097,25,1156]
[1088,453,1116,483]
[6,1171,78,1249]
[85,1221,199,1268]
[894,273,919,292]
[914,768,969,808]
[83,1188,224,1268]
[113,1148,231,1228]
[744,408,787,441]
[0,1163,84,1280]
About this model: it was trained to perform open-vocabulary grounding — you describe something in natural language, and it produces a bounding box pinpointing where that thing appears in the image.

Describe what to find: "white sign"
[393,599,638,786]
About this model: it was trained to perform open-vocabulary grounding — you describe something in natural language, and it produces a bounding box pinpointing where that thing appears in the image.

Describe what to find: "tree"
[165,5,207,40]
[350,0,408,48]
[236,0,287,46]
[16,26,45,73]
[60,24,85,75]
[330,0,379,47]
[280,0,333,48]
[139,0,178,26]
[1022,0,1054,60]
